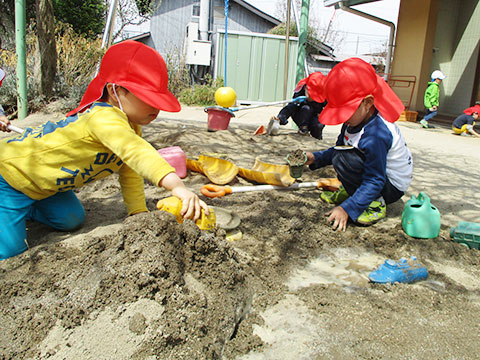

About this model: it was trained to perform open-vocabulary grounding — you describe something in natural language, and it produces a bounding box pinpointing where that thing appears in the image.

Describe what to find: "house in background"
[130,0,335,102]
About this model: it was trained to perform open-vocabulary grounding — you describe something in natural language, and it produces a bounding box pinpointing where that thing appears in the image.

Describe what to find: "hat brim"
[125,82,181,113]
[318,96,363,125]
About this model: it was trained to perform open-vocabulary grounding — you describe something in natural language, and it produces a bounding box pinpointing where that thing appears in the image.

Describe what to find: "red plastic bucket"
[204,106,235,131]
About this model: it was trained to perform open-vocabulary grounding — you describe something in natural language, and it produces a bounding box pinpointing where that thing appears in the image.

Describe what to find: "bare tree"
[113,0,161,41]
[36,0,57,99]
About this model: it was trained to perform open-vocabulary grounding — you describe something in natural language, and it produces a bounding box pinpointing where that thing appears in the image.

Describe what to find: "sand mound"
[0,212,253,359]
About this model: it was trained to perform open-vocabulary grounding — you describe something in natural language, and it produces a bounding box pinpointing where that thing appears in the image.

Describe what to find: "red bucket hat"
[67,40,180,117]
[318,58,404,125]
[294,72,326,103]
[0,68,5,88]
[463,105,480,116]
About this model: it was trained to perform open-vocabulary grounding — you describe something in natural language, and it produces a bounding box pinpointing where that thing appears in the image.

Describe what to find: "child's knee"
[55,208,85,231]
[0,236,28,260]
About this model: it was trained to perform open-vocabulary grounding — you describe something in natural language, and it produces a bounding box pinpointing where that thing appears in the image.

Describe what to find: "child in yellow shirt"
[0,40,208,260]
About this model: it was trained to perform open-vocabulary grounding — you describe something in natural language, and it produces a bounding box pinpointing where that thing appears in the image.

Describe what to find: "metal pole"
[224,0,229,86]
[15,0,28,120]
[295,0,310,84]
[101,0,119,49]
[283,0,291,99]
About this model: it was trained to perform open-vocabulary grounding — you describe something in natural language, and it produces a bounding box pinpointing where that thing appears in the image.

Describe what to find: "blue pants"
[332,148,404,204]
[0,174,85,260]
[423,109,437,122]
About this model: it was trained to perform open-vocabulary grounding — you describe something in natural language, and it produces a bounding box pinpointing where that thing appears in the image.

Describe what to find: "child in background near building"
[304,58,413,231]
[0,40,209,260]
[419,70,446,129]
[269,72,326,140]
[452,105,480,137]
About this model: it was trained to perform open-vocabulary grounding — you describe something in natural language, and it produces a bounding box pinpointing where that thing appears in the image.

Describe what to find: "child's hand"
[430,106,438,111]
[159,172,209,221]
[0,115,11,132]
[325,206,348,232]
[171,186,209,221]
[305,151,315,165]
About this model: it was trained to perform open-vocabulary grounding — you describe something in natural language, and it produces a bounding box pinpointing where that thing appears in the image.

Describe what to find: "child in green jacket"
[420,70,446,129]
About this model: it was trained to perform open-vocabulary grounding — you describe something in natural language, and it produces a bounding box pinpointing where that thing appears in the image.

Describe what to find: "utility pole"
[283,0,291,100]
[15,0,28,120]
[295,0,310,84]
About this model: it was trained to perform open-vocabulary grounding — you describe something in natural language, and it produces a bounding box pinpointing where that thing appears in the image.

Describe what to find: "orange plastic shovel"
[200,178,341,198]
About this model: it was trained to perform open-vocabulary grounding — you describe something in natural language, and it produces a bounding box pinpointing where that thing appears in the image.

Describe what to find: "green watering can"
[401,192,441,239]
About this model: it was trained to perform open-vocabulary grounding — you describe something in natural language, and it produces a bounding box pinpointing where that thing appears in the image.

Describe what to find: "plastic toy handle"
[200,184,232,198]
[7,124,24,134]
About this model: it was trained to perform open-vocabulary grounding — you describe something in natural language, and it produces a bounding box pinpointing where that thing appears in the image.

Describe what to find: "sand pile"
[0,212,253,359]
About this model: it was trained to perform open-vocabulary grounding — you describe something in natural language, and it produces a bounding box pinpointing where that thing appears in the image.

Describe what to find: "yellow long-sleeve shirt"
[0,102,175,215]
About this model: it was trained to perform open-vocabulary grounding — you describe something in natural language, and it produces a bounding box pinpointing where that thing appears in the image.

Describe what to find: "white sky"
[248,0,401,55]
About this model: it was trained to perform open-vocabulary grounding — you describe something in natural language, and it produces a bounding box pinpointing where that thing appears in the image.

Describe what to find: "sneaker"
[356,200,386,225]
[419,119,429,128]
[320,186,349,204]
[297,126,309,136]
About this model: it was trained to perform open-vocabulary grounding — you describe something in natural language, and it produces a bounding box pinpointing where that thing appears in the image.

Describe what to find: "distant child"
[419,70,446,129]
[304,58,413,231]
[269,72,326,139]
[0,40,208,260]
[451,105,480,137]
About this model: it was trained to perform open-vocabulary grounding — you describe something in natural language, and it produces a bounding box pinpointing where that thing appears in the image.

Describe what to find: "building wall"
[391,0,439,111]
[392,0,480,115]
[436,0,480,114]
[150,0,277,62]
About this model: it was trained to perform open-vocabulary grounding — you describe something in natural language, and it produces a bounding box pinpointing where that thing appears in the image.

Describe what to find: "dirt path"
[0,109,479,359]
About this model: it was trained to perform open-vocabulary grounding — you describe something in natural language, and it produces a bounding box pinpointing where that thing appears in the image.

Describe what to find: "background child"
[304,57,412,231]
[420,70,446,129]
[270,72,326,139]
[452,105,480,137]
[0,40,208,260]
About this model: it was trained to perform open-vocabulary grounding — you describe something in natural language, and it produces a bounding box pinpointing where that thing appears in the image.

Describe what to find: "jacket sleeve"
[340,124,392,221]
[309,127,345,170]
[87,108,175,214]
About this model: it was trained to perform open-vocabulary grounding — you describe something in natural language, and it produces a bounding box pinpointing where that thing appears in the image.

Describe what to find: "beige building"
[393,0,480,116]
[328,0,480,117]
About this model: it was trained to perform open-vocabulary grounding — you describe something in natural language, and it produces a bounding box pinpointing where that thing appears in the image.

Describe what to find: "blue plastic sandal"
[369,256,428,284]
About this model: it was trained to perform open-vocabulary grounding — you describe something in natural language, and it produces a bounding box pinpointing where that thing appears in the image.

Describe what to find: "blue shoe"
[369,256,428,284]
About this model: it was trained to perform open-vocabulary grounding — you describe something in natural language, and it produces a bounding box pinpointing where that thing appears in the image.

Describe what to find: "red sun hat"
[67,40,180,117]
[0,68,5,88]
[294,72,326,103]
[463,105,480,116]
[318,57,404,125]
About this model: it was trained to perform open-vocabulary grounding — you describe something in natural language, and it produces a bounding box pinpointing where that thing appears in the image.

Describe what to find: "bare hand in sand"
[326,206,348,232]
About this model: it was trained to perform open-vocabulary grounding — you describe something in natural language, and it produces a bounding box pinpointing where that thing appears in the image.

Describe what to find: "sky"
[247,0,401,55]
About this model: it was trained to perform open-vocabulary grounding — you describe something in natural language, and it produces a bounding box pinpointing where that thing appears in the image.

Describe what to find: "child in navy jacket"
[304,58,413,231]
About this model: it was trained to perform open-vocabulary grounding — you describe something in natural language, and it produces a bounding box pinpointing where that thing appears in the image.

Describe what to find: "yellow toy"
[214,87,237,108]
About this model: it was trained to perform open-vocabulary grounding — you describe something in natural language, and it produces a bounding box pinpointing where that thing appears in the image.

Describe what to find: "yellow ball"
[214,87,237,108]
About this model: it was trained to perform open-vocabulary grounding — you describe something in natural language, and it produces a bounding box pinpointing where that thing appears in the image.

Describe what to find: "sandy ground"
[1,105,480,359]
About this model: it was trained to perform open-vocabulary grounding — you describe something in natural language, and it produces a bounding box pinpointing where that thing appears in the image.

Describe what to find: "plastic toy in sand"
[156,196,216,231]
[450,221,480,249]
[369,256,428,284]
[402,192,441,239]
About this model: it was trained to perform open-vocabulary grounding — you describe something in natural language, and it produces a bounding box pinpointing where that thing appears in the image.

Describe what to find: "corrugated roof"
[232,0,282,25]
